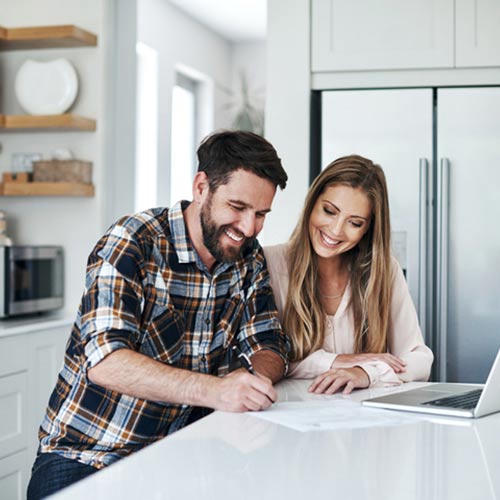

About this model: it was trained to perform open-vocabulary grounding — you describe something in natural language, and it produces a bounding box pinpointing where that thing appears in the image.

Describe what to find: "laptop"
[362,347,500,418]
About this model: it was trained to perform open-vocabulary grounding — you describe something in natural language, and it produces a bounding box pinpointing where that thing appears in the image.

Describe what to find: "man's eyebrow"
[228,199,272,214]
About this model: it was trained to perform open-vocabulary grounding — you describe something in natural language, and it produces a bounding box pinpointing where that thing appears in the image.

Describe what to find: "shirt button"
[205,318,210,325]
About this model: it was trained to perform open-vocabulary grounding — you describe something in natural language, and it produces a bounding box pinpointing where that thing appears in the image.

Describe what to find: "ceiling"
[168,0,267,42]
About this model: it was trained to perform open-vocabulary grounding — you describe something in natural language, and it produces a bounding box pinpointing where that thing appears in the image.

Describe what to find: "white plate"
[14,58,78,115]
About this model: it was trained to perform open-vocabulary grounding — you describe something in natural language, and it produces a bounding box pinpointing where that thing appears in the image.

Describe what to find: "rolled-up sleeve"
[237,251,290,373]
[385,257,434,383]
[78,226,146,371]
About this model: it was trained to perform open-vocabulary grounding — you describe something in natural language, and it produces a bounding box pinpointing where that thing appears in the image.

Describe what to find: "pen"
[232,345,275,404]
[232,344,256,374]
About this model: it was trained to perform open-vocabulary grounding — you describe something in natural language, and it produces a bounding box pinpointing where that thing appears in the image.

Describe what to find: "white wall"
[264,0,311,245]
[136,0,234,208]
[230,42,266,133]
[0,0,113,313]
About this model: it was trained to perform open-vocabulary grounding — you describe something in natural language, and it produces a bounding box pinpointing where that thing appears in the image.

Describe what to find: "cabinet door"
[0,450,28,500]
[455,0,500,67]
[437,87,500,382]
[0,372,28,459]
[312,0,454,71]
[321,89,434,335]
[26,326,68,464]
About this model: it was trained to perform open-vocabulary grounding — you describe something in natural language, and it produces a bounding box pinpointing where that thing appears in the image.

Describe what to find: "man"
[27,130,289,500]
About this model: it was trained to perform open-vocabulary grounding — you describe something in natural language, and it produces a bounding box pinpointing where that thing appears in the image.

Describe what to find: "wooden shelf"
[0,114,96,132]
[0,24,97,50]
[0,182,95,197]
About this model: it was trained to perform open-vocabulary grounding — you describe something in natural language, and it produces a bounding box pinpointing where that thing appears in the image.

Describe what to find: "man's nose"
[238,212,257,237]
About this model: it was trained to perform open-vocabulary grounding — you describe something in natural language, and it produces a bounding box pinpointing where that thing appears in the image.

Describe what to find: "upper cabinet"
[455,0,500,67]
[312,0,500,72]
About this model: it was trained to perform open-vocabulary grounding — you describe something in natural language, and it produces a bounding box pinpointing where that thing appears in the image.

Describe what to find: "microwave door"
[8,246,64,316]
[0,247,7,317]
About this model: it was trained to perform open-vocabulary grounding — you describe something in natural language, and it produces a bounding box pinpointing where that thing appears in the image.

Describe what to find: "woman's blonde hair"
[284,155,392,361]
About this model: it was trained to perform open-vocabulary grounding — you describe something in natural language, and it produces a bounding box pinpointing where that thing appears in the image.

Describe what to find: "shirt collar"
[168,200,196,264]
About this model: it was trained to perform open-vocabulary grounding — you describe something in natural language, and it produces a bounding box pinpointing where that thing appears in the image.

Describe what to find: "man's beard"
[200,197,254,263]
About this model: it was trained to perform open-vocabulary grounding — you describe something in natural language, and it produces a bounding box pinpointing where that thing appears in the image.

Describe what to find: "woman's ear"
[192,171,210,203]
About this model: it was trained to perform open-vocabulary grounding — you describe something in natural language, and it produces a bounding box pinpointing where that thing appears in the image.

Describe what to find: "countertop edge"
[0,310,74,338]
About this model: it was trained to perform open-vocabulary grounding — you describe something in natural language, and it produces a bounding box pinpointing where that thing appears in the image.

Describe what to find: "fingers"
[216,370,276,412]
[308,367,369,395]
[308,371,346,394]
[379,354,407,373]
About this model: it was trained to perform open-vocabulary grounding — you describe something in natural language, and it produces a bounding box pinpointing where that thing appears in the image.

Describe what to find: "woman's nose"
[331,217,345,236]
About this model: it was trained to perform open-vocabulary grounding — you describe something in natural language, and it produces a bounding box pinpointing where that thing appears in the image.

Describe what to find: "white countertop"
[0,310,74,338]
[48,379,500,500]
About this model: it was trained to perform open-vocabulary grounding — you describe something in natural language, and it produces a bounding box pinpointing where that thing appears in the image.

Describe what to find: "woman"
[264,155,433,394]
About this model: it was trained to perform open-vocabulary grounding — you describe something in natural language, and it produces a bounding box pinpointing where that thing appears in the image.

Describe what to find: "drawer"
[0,372,28,459]
[0,449,28,500]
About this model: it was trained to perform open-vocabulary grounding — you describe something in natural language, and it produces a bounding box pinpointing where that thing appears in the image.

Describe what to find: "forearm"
[288,349,337,379]
[250,349,285,383]
[88,348,218,407]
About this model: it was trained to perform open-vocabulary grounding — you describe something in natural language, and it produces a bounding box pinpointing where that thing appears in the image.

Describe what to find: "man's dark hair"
[197,130,288,191]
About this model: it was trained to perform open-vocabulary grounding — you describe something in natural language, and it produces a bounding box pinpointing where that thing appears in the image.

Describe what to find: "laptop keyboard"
[422,388,483,410]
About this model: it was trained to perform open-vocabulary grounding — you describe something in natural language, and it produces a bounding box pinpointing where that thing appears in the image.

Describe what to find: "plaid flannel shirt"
[39,202,289,468]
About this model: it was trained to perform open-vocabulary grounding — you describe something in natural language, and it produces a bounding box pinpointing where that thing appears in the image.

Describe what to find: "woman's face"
[308,184,372,260]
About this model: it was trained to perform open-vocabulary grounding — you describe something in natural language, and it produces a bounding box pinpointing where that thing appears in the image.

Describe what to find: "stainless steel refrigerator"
[319,86,500,383]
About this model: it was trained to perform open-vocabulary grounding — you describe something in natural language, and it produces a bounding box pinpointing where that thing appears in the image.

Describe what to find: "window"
[170,67,214,205]
[170,73,197,204]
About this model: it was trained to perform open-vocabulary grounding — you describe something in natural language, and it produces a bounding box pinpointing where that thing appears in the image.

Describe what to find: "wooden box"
[33,160,92,183]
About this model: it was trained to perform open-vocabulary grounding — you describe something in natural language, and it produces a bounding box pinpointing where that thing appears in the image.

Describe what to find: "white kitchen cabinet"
[26,326,67,466]
[0,319,70,500]
[311,0,500,72]
[0,450,28,500]
[312,0,454,71]
[0,373,29,460]
[455,0,500,67]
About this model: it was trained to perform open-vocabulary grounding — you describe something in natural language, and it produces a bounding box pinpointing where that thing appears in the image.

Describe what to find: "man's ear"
[192,171,210,203]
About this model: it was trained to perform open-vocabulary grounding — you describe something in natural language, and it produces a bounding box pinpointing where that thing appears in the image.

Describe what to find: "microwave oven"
[0,246,64,318]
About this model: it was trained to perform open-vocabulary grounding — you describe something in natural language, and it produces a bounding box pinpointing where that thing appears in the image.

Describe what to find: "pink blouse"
[263,243,433,387]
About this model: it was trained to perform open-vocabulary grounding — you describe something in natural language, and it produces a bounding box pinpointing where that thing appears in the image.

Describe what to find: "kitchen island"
[47,378,500,500]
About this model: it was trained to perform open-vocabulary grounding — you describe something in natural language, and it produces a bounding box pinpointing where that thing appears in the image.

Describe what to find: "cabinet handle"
[418,158,429,338]
[437,158,450,381]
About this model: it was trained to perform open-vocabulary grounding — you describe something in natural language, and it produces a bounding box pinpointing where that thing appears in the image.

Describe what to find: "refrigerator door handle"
[418,158,429,336]
[437,158,450,381]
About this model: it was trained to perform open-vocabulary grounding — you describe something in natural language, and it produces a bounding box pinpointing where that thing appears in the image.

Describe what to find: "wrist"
[353,366,370,388]
[179,371,219,408]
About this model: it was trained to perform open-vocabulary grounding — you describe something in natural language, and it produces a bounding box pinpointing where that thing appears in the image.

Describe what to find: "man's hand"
[209,369,277,412]
[308,366,370,395]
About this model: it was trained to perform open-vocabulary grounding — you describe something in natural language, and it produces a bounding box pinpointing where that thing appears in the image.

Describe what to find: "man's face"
[199,169,277,263]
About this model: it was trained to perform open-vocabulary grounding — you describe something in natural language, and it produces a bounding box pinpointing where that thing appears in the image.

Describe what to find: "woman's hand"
[333,353,407,373]
[308,367,370,395]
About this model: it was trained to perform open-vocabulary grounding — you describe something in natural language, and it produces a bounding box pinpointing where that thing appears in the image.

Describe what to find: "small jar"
[0,211,13,246]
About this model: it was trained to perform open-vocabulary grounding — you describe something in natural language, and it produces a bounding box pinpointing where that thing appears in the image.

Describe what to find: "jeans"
[27,453,98,500]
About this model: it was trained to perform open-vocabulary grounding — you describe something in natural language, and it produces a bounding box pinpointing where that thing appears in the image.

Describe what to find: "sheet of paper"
[250,399,419,432]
